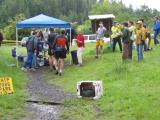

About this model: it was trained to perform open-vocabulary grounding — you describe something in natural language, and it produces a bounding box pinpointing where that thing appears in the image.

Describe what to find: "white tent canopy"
[88,14,115,20]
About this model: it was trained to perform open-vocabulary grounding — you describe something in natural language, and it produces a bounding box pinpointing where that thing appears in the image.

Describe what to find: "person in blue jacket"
[153,16,160,45]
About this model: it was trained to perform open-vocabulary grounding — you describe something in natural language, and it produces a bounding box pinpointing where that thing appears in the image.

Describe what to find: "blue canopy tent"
[16,14,72,67]
[16,14,71,28]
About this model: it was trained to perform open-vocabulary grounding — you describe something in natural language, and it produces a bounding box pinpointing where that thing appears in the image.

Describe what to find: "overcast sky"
[114,0,160,11]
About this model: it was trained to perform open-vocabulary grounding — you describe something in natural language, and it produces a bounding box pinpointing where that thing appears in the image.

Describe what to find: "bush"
[77,20,92,34]
[3,14,26,40]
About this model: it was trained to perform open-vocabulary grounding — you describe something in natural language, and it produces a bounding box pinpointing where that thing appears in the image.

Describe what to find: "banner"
[0,77,14,95]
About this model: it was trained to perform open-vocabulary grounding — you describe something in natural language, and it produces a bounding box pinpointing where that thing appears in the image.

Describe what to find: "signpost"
[0,77,14,95]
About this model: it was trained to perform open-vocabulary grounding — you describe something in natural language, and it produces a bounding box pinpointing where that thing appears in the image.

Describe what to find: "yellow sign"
[0,77,14,95]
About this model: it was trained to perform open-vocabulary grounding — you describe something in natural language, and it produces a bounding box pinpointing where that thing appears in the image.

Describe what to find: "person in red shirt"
[75,29,85,66]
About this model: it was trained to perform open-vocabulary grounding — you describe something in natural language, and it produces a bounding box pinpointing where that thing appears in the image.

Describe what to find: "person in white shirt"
[95,22,106,58]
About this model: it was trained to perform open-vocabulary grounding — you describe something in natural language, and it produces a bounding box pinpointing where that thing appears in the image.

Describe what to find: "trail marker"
[0,77,14,95]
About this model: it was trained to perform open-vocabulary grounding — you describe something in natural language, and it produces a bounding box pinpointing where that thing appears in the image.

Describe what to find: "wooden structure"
[88,14,115,34]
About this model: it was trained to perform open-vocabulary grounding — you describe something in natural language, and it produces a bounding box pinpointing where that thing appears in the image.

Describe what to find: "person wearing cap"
[153,16,160,45]
[111,22,122,53]
[53,29,69,76]
[95,21,106,58]
[75,29,85,66]
[135,21,146,61]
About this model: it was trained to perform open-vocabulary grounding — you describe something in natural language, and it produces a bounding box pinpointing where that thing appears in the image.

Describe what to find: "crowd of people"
[21,28,84,76]
[14,15,160,75]
[96,16,160,62]
[20,16,160,74]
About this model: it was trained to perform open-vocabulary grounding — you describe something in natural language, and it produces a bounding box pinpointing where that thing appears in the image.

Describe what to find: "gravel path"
[22,68,74,120]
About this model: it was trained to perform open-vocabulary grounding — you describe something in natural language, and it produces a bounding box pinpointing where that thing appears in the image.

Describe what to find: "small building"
[88,14,115,34]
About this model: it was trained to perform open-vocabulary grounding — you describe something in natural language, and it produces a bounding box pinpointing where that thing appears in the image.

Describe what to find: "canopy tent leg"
[16,28,19,67]
[70,28,72,47]
[69,28,72,65]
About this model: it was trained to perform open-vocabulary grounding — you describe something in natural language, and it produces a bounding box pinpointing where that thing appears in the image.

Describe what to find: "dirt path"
[22,68,74,120]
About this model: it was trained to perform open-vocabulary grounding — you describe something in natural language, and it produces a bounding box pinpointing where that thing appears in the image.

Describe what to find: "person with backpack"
[53,29,69,76]
[121,22,130,62]
[95,22,106,58]
[135,21,146,61]
[0,32,3,47]
[75,29,85,66]
[153,16,160,45]
[140,19,152,51]
[33,31,45,68]
[128,21,136,60]
[47,28,57,71]
[21,31,38,71]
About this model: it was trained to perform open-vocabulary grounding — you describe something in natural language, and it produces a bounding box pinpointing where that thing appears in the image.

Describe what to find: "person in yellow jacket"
[135,21,146,61]
[111,22,122,53]
[140,19,152,51]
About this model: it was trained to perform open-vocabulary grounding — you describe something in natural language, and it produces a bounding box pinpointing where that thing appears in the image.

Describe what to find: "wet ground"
[22,68,74,120]
[25,103,63,120]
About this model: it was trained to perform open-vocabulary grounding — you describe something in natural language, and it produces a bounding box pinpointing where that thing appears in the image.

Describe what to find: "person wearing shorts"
[53,29,69,76]
[95,22,106,58]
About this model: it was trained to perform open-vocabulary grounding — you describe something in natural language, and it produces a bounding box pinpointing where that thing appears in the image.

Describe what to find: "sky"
[114,0,160,11]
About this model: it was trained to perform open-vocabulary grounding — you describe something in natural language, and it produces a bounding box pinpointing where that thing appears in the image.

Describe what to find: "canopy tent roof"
[88,14,115,20]
[16,14,71,28]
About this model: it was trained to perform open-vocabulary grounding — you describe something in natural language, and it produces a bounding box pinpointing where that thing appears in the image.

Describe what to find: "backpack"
[55,36,67,52]
[141,28,147,41]
[37,41,43,52]
[26,36,35,52]
[48,33,57,48]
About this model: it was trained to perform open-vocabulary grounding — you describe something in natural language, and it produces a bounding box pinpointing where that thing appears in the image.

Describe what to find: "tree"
[89,0,159,28]
[0,0,97,26]
[4,14,26,40]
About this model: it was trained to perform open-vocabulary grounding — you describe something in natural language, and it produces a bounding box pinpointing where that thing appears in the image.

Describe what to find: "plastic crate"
[77,81,103,100]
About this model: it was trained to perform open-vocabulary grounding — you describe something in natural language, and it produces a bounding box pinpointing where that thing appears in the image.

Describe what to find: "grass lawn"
[45,42,160,120]
[0,46,27,120]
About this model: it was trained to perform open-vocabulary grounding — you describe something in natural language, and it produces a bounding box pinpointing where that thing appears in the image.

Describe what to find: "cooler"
[71,50,78,65]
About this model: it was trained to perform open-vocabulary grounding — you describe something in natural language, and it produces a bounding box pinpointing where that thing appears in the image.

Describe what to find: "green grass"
[45,43,160,120]
[0,46,27,120]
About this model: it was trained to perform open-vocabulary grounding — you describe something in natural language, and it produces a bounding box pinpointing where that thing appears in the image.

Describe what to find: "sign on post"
[0,77,14,95]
